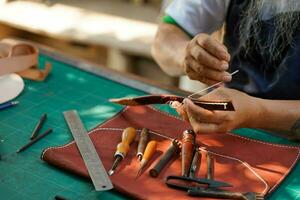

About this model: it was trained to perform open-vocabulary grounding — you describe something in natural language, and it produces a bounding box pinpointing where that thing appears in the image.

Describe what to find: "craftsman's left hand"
[176,87,262,134]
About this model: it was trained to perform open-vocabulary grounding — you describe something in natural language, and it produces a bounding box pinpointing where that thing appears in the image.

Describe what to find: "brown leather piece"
[110,95,235,111]
[41,106,300,200]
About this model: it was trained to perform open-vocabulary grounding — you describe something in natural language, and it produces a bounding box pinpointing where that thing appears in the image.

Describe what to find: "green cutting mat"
[0,54,300,200]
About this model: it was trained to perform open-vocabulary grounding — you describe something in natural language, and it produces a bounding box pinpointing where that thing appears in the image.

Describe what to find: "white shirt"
[165,0,300,36]
[165,0,231,36]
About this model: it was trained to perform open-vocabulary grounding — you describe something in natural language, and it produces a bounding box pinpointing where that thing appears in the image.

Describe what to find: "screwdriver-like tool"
[136,140,157,179]
[108,127,137,176]
[137,128,150,161]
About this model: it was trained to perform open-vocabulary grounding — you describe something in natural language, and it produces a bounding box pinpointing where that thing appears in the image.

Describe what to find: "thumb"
[171,101,189,121]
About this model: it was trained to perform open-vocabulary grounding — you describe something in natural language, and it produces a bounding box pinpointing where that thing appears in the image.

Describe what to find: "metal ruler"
[63,110,113,191]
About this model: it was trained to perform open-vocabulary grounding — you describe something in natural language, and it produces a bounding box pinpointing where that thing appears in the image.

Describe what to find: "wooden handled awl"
[108,127,137,176]
[182,130,196,177]
[137,128,150,161]
[136,140,157,178]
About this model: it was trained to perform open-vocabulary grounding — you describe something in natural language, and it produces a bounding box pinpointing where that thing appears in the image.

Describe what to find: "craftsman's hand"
[183,33,231,85]
[176,88,263,134]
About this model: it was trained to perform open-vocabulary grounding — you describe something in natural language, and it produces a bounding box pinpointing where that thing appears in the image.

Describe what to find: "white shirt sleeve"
[165,0,231,36]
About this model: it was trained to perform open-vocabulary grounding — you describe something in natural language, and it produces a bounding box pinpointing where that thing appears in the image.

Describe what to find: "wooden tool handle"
[182,130,196,177]
[142,140,157,161]
[149,139,180,177]
[115,142,130,157]
[137,128,150,157]
[122,127,136,145]
[115,127,136,157]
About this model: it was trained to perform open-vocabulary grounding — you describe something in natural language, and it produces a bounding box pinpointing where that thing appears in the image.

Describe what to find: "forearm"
[151,23,190,76]
[251,98,300,137]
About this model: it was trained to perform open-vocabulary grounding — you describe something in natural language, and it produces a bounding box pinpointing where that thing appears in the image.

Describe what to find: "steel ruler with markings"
[63,110,113,191]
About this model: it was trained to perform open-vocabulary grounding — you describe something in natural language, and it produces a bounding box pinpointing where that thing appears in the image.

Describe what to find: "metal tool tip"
[108,170,114,176]
[137,155,142,161]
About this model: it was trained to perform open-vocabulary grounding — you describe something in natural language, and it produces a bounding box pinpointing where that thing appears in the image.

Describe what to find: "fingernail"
[223,73,232,82]
[183,98,192,105]
[221,63,229,70]
[221,52,230,60]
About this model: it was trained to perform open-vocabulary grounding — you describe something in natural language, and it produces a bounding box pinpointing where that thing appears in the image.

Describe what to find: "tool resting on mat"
[108,127,137,176]
[63,110,113,191]
[136,128,150,161]
[136,140,157,178]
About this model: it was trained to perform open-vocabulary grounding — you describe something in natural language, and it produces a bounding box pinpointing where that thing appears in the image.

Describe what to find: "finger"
[184,56,204,74]
[185,98,225,123]
[201,67,232,82]
[187,70,220,85]
[197,36,230,62]
[191,122,226,134]
[173,102,189,121]
[190,46,228,71]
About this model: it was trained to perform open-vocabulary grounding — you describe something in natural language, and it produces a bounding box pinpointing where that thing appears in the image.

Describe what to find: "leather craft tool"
[17,128,53,153]
[108,127,137,176]
[206,152,215,180]
[166,175,232,191]
[137,128,150,161]
[30,113,47,140]
[149,139,181,178]
[185,151,263,200]
[0,101,19,111]
[188,70,239,99]
[181,130,196,177]
[189,147,201,178]
[64,110,113,191]
[136,140,157,178]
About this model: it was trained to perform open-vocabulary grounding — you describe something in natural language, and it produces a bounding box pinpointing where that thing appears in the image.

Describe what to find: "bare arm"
[151,22,190,76]
[254,99,300,138]
[152,22,231,85]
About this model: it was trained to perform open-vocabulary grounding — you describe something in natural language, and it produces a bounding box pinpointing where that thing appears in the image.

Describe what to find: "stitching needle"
[188,70,239,99]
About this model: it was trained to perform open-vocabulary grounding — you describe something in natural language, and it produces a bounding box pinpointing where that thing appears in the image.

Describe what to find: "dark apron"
[224,0,300,100]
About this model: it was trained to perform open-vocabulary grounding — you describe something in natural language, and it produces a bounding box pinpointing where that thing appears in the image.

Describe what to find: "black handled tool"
[166,175,232,191]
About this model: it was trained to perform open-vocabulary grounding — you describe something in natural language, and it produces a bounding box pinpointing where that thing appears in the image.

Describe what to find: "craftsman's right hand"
[183,33,231,85]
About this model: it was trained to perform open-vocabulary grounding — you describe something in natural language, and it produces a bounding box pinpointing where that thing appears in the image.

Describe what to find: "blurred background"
[0,0,209,91]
